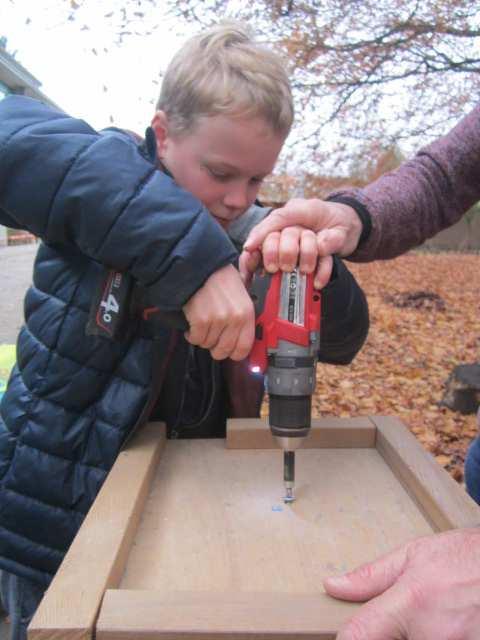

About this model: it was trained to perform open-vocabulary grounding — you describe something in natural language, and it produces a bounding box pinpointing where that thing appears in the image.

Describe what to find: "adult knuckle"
[267,230,281,241]
[282,226,299,240]
[302,228,316,240]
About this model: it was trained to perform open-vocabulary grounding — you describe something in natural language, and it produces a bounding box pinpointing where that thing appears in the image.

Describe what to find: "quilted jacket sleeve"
[0,96,238,309]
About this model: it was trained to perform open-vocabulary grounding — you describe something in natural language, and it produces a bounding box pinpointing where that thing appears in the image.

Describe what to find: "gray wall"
[422,214,480,252]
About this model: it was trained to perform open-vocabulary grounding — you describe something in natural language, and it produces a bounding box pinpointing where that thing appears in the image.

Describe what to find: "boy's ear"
[151,110,170,157]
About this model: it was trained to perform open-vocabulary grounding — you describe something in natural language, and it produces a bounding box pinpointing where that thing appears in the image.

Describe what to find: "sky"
[1,0,196,133]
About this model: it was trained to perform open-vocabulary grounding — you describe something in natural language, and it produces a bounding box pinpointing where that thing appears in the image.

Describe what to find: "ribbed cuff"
[326,195,372,247]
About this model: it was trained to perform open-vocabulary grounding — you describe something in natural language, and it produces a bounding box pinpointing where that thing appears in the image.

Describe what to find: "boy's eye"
[206,166,264,185]
[207,168,231,182]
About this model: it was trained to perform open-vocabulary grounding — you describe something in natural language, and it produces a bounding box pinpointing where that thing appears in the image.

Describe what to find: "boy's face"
[151,111,285,229]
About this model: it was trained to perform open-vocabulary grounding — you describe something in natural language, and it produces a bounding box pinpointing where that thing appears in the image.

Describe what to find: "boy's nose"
[223,182,250,211]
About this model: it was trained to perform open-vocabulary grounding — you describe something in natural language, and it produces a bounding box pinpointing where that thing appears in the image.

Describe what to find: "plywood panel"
[119,439,433,594]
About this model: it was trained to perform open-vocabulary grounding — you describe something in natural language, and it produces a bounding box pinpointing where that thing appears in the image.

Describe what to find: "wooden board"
[97,591,355,639]
[28,422,166,640]
[28,417,480,640]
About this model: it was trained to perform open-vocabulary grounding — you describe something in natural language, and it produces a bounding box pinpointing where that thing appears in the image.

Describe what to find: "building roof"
[0,45,60,109]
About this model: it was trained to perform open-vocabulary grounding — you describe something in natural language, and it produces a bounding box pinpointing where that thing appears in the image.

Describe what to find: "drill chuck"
[269,394,311,451]
[266,343,316,451]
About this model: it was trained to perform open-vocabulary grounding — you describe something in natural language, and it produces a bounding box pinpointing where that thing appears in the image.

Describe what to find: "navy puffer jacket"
[0,96,241,586]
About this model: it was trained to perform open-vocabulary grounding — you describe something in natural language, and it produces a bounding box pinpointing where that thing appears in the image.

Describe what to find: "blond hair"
[156,22,294,138]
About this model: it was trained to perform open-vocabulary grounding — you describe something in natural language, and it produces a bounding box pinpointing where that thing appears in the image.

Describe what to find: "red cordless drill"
[249,267,321,503]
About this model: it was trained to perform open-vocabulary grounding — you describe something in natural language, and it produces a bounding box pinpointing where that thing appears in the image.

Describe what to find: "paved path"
[0,244,37,639]
[0,244,37,344]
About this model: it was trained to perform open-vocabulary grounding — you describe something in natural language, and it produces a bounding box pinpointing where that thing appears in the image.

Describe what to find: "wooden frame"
[28,416,480,640]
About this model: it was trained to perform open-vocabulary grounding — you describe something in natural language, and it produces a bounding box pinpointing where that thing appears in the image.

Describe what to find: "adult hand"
[324,528,480,639]
[238,225,333,290]
[242,199,362,288]
[183,263,255,361]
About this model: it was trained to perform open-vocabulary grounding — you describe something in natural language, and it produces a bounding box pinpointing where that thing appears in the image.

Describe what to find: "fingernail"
[265,264,278,273]
[325,574,350,587]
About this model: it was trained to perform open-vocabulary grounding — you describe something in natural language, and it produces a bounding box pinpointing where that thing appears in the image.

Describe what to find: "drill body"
[249,268,321,500]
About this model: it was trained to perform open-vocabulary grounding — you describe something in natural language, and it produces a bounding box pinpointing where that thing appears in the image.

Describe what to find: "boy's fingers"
[278,227,301,271]
[201,322,226,351]
[314,255,333,289]
[183,308,212,346]
[233,307,256,360]
[298,229,317,273]
[261,232,281,272]
[209,324,236,360]
[211,313,254,361]
[238,249,261,285]
[184,324,208,347]
[182,264,255,360]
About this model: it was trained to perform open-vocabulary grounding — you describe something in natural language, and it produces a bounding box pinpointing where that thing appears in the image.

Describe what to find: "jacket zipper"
[120,331,179,449]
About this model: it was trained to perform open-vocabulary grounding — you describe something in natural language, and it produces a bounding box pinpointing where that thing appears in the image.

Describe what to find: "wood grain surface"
[28,422,166,640]
[97,590,358,639]
[118,436,433,595]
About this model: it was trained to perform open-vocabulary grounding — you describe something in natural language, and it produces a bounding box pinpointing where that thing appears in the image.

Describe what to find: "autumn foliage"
[170,0,480,173]
[262,252,480,484]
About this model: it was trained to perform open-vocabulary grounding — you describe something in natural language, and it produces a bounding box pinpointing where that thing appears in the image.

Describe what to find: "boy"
[0,23,369,638]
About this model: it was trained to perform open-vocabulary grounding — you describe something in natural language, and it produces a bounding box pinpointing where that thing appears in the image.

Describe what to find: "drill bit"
[283,450,295,503]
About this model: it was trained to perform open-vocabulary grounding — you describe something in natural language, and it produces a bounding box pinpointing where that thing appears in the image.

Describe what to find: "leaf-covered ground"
[267,253,480,484]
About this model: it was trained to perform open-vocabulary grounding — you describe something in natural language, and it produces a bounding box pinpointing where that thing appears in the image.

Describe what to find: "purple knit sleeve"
[330,104,480,261]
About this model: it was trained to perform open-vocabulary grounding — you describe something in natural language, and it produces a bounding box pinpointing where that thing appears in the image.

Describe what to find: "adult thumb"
[323,543,409,602]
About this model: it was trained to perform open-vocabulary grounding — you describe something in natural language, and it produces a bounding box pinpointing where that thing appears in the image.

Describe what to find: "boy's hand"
[242,198,362,286]
[183,264,255,361]
[239,225,333,289]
